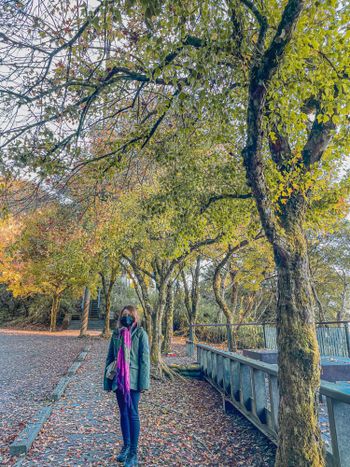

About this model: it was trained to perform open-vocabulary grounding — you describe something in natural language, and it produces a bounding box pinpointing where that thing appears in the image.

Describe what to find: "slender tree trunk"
[274,232,323,466]
[181,268,193,340]
[309,262,325,323]
[61,310,72,330]
[151,311,160,364]
[80,287,90,337]
[225,316,237,352]
[122,258,153,349]
[229,268,239,351]
[162,281,174,354]
[213,252,236,351]
[312,280,325,323]
[144,312,152,338]
[189,319,195,342]
[151,281,167,365]
[338,273,347,322]
[103,288,112,335]
[190,256,201,342]
[50,294,60,332]
[100,269,117,338]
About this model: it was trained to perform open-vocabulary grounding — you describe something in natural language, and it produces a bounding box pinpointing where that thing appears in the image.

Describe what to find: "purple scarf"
[115,322,137,407]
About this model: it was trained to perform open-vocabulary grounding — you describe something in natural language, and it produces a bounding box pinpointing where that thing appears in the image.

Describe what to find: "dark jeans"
[115,388,141,453]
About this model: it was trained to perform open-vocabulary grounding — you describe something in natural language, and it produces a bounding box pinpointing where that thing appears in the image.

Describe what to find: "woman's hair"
[116,304,140,328]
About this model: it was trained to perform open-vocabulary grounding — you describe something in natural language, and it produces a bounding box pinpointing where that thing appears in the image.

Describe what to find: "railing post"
[212,353,218,382]
[263,324,267,348]
[240,364,252,411]
[268,375,279,432]
[345,322,350,358]
[230,360,240,402]
[189,322,194,342]
[217,355,224,388]
[226,323,232,352]
[252,369,267,423]
[223,357,231,395]
[327,395,350,466]
[187,323,195,357]
[196,344,350,464]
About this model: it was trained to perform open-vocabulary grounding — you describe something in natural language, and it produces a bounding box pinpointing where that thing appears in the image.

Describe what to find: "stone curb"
[49,345,90,401]
[10,406,52,456]
[10,343,91,458]
[67,360,82,376]
[50,375,72,401]
[76,350,88,362]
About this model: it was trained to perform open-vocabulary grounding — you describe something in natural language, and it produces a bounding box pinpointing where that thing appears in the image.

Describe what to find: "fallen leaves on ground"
[1,332,275,466]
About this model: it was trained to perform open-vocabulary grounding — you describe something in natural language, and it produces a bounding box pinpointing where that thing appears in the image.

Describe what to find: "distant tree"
[0,205,98,331]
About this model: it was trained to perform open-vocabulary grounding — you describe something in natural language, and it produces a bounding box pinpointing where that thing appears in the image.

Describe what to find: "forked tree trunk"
[240,0,328,461]
[274,231,323,466]
[50,294,60,332]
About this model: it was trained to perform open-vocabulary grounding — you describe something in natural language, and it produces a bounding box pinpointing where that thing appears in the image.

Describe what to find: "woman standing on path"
[103,305,150,467]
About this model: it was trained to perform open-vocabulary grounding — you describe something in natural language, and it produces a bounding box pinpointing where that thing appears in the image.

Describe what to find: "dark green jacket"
[103,325,151,392]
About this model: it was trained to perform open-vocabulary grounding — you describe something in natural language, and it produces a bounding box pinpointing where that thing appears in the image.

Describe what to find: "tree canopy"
[1,0,350,465]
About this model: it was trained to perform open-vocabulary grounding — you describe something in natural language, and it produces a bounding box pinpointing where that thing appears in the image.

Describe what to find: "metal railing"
[188,321,350,357]
[196,343,350,467]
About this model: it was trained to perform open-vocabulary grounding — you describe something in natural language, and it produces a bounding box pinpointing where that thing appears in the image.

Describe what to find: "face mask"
[120,315,134,327]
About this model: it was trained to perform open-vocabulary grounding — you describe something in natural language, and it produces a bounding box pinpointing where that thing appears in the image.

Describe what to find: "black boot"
[116,444,130,462]
[124,448,138,466]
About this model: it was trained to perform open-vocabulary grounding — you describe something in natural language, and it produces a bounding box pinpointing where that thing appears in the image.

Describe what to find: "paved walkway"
[1,330,275,466]
[0,329,86,465]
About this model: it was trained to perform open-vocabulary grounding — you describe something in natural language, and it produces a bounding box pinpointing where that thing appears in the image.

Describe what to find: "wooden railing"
[195,343,350,467]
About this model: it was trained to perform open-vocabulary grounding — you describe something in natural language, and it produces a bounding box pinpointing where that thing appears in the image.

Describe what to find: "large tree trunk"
[240,0,328,461]
[79,287,90,337]
[162,280,174,354]
[49,293,60,332]
[274,231,323,466]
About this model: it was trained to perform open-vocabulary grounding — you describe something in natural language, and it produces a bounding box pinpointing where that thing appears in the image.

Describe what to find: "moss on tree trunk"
[274,233,324,467]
